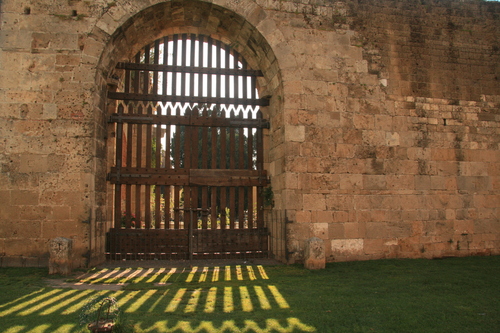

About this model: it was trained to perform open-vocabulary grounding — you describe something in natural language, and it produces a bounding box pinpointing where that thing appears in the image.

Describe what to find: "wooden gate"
[106,34,270,260]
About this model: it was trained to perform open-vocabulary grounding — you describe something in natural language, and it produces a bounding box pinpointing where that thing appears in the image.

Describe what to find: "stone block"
[49,237,73,275]
[304,237,325,270]
[331,239,364,256]
[303,194,326,211]
[329,223,345,239]
[285,125,305,142]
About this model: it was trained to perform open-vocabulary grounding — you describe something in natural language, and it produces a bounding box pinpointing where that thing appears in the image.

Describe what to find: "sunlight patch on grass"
[236,265,243,280]
[198,267,209,282]
[186,267,198,282]
[52,324,77,332]
[223,286,234,313]
[134,268,155,283]
[166,288,187,312]
[125,289,158,313]
[212,266,220,282]
[225,266,231,281]
[39,289,93,315]
[18,289,79,316]
[0,289,44,310]
[140,317,316,332]
[112,268,133,282]
[121,268,144,283]
[80,268,109,284]
[254,286,271,310]
[3,325,25,333]
[268,285,290,309]
[88,268,116,284]
[148,289,169,312]
[0,289,60,316]
[25,324,51,333]
[61,291,109,315]
[185,288,202,313]
[257,265,269,279]
[246,266,257,280]
[204,287,217,313]
[239,286,253,312]
[158,268,177,284]
[146,267,166,283]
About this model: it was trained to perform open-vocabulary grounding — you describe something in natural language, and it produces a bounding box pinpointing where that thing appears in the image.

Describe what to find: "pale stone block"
[355,60,368,73]
[363,175,387,190]
[285,125,305,142]
[340,174,363,190]
[19,154,48,173]
[312,222,329,239]
[296,210,311,223]
[303,80,328,96]
[304,237,325,269]
[49,237,73,275]
[385,132,400,146]
[331,239,364,255]
[43,104,58,119]
[303,194,326,211]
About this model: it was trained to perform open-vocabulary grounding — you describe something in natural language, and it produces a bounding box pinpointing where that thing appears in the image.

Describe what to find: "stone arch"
[90,0,284,263]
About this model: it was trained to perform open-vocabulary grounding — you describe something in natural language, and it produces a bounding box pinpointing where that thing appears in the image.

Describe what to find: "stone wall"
[0,0,498,267]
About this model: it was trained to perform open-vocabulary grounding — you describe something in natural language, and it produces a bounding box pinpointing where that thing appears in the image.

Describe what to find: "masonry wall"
[0,0,498,267]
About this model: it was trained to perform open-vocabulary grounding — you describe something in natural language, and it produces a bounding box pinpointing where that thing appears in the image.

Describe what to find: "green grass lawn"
[0,256,499,332]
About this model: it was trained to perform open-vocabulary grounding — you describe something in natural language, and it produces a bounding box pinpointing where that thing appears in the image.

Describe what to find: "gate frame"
[106,34,272,260]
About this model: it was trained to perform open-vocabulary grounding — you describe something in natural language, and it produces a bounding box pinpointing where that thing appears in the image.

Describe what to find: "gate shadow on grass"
[0,265,316,333]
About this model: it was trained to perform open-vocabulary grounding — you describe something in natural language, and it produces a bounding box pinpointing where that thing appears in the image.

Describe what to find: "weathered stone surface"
[48,237,73,275]
[304,237,325,270]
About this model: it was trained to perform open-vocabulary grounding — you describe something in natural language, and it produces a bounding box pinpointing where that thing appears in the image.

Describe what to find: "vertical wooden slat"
[164,105,171,228]
[145,104,153,229]
[229,110,236,229]
[154,106,162,229]
[125,103,134,229]
[248,185,254,229]
[210,109,218,229]
[197,35,204,98]
[247,113,255,229]
[207,36,212,100]
[153,40,160,94]
[189,106,198,231]
[189,34,196,99]
[135,103,143,229]
[183,107,192,231]
[181,34,187,98]
[172,35,178,97]
[237,111,245,229]
[220,111,227,230]
[233,52,239,100]
[242,58,248,102]
[173,116,181,229]
[216,39,222,100]
[124,65,131,94]
[256,110,264,228]
[114,103,124,228]
[162,36,169,96]
[225,44,230,101]
[143,44,150,95]
[201,107,209,229]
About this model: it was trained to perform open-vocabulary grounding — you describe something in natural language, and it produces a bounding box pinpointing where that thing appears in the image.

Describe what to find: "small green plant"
[263,186,274,207]
[79,296,120,332]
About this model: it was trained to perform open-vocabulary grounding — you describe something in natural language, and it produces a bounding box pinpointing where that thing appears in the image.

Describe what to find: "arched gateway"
[106,34,270,259]
[97,1,284,261]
